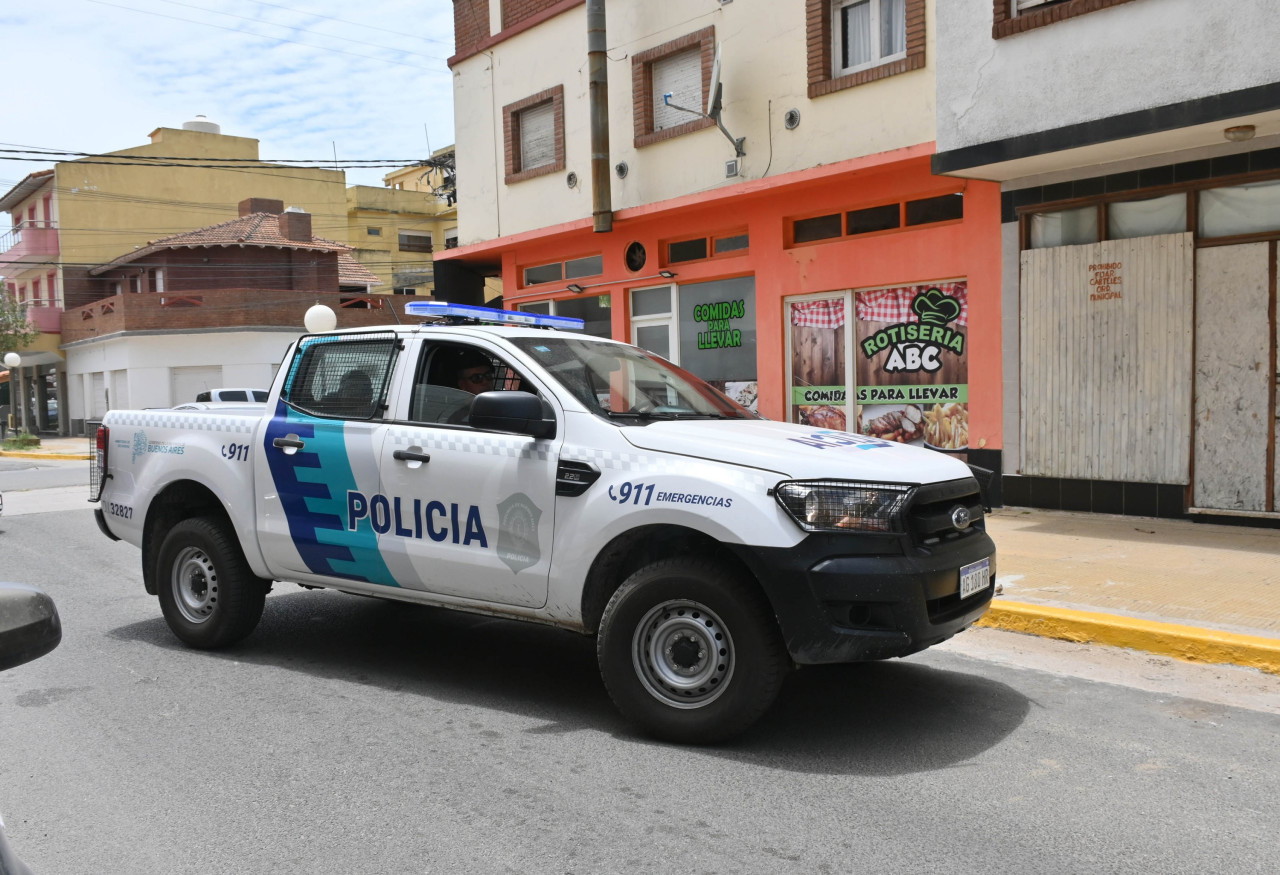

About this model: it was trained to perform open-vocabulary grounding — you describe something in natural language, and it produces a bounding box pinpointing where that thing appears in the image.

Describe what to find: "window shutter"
[519,101,555,171]
[652,47,701,131]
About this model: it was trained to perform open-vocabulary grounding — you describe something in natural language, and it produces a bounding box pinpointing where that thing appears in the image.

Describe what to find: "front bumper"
[735,528,996,664]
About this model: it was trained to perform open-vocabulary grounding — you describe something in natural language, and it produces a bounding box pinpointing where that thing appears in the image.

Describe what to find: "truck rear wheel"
[156,517,266,649]
[597,558,790,743]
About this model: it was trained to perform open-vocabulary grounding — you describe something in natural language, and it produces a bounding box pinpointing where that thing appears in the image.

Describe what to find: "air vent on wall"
[784,109,801,130]
[615,161,629,179]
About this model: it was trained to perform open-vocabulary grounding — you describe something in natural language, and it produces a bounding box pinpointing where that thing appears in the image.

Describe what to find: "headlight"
[773,480,914,533]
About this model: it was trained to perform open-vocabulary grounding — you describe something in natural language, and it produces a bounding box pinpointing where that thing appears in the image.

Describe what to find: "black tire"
[597,558,790,744]
[156,517,267,649]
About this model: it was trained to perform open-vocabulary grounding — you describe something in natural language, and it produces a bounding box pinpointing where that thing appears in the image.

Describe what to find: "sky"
[1,0,457,191]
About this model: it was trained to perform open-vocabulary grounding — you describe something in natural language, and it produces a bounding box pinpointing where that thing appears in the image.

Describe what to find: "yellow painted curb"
[979,600,1280,675]
[0,450,91,460]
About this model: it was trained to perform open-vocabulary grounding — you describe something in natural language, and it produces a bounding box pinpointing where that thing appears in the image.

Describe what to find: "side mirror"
[469,391,556,439]
[0,583,62,672]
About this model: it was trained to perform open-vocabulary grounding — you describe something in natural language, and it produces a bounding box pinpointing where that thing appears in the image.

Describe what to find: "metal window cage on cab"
[405,301,585,330]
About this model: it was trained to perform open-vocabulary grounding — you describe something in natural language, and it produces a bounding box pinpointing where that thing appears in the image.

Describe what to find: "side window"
[408,343,536,425]
[282,332,399,420]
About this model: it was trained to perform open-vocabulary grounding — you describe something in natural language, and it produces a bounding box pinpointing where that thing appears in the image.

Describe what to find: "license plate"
[959,557,991,599]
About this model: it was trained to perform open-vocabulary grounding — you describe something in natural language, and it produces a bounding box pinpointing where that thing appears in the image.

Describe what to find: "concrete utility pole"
[587,0,613,232]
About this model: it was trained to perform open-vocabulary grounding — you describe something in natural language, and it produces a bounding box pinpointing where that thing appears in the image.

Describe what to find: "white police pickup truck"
[91,303,995,742]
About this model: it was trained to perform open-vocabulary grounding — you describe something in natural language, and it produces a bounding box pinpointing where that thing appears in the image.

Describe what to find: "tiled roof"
[89,212,359,275]
[338,254,380,286]
[0,170,55,213]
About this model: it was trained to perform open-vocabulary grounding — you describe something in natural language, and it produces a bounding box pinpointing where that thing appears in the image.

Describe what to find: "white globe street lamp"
[304,304,337,333]
[3,352,19,369]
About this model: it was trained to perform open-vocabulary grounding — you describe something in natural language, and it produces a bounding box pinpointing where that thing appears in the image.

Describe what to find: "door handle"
[393,449,432,464]
[273,436,305,450]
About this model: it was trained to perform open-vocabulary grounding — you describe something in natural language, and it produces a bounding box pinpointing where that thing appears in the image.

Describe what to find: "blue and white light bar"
[405,301,584,330]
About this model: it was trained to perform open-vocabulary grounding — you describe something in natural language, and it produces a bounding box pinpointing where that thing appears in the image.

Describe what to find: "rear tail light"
[90,425,109,501]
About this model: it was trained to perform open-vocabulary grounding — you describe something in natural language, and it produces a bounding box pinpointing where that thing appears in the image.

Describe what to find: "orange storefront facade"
[438,144,1006,497]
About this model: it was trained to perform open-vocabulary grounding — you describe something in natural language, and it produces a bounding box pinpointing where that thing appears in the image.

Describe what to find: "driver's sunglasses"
[463,371,494,385]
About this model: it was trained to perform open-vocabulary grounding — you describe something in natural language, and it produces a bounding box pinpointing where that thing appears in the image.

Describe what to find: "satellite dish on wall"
[707,43,723,118]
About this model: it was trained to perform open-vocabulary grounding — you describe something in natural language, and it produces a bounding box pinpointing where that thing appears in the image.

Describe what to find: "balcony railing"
[61,288,430,345]
[24,301,63,332]
[0,221,59,265]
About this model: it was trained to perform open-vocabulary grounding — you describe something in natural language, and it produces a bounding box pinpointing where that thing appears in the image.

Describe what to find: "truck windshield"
[510,336,756,421]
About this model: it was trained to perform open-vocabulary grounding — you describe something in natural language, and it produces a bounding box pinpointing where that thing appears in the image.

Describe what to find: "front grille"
[906,477,985,546]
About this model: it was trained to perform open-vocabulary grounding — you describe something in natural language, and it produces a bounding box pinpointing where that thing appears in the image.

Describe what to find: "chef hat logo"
[911,288,961,326]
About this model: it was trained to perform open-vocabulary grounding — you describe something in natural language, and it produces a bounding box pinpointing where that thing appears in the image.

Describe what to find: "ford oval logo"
[950,505,972,530]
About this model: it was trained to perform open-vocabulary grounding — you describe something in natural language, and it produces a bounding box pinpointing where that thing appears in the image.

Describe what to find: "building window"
[1200,180,1280,238]
[1029,206,1099,249]
[503,85,565,184]
[833,0,906,76]
[393,288,417,295]
[994,0,1140,39]
[632,27,716,149]
[669,238,709,263]
[521,253,603,287]
[367,227,382,236]
[666,231,749,265]
[789,191,962,247]
[848,203,901,235]
[518,295,612,338]
[398,232,433,253]
[565,254,603,279]
[807,0,924,98]
[523,262,563,286]
[1107,194,1187,241]
[630,285,676,360]
[444,228,458,250]
[905,193,964,226]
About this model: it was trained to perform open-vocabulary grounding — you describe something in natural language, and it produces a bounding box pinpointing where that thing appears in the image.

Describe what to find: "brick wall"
[631,26,716,150]
[501,0,561,31]
[806,0,925,99]
[992,0,1139,39]
[61,289,418,344]
[93,249,343,296]
[454,0,491,58]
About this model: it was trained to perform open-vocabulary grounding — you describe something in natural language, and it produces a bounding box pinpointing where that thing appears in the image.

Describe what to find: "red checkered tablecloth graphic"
[855,282,968,327]
[790,298,845,328]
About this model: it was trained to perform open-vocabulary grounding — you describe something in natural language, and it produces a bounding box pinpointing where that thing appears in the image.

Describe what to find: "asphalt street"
[1,495,1278,874]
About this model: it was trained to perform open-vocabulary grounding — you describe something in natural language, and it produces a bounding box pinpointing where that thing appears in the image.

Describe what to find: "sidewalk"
[983,507,1280,675]
[0,435,92,460]
[4,435,1279,674]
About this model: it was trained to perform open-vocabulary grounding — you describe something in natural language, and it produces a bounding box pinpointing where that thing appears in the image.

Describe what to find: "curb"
[979,600,1280,676]
[0,450,91,460]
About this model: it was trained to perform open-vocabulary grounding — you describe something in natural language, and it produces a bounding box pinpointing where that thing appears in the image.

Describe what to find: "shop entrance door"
[1192,242,1278,514]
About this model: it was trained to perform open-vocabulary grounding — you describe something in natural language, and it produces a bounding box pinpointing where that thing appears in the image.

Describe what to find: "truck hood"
[619,418,975,485]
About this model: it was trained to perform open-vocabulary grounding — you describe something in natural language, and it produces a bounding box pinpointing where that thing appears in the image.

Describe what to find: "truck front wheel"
[156,517,267,649]
[597,558,790,743]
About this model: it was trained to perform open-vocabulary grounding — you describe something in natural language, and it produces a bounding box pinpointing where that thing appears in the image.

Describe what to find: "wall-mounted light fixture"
[1224,124,1257,142]
[566,283,585,293]
[659,270,676,279]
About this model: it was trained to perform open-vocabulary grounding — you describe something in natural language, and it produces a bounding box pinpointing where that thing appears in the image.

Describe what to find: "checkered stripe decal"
[106,411,257,435]
[385,427,552,462]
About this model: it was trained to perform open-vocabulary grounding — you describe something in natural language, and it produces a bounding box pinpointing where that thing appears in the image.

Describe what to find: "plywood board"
[1193,243,1271,512]
[1020,234,1194,483]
